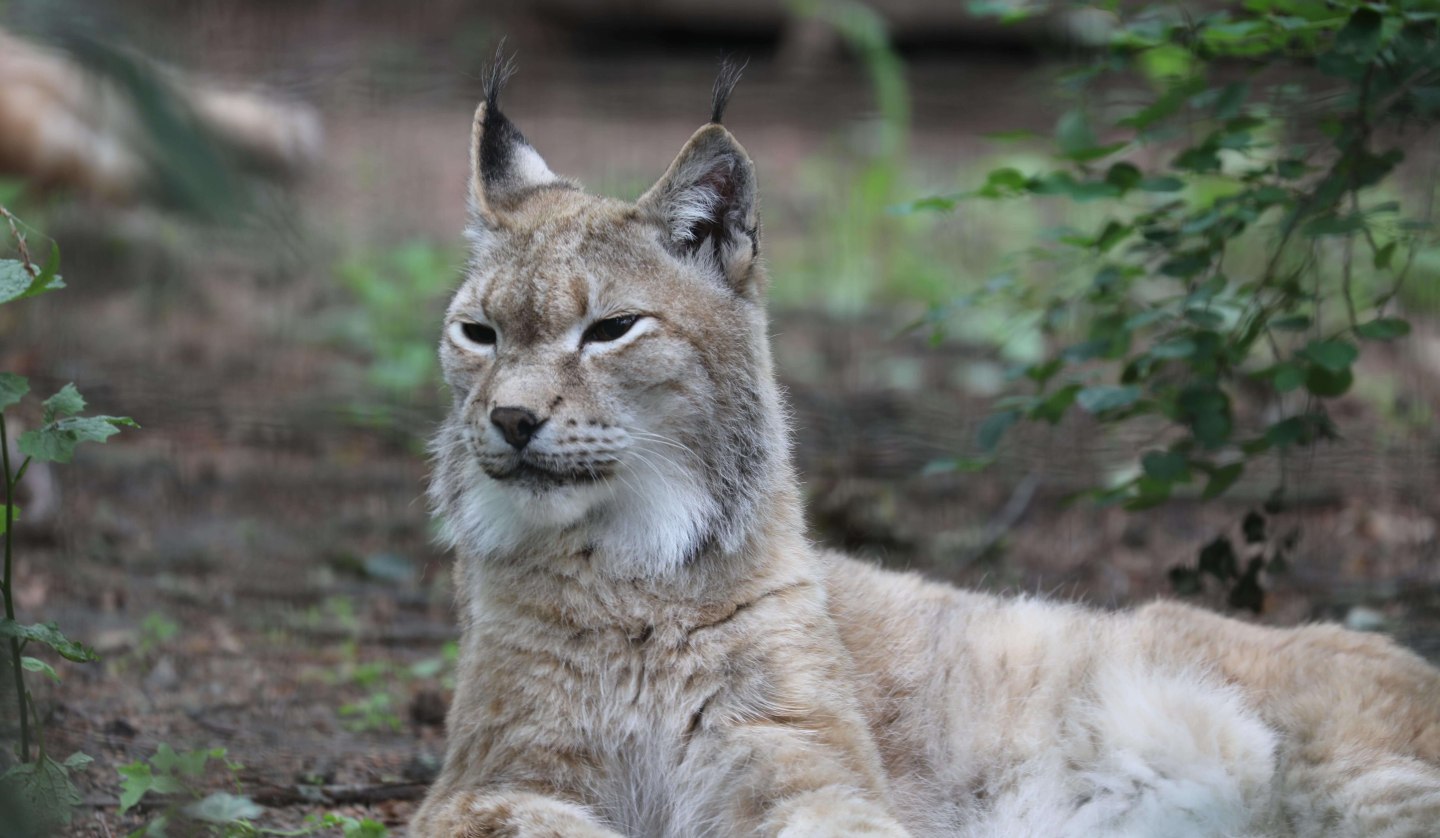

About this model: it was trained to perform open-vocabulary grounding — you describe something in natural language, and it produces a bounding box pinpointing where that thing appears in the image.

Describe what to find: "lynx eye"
[454,321,497,347]
[583,314,639,345]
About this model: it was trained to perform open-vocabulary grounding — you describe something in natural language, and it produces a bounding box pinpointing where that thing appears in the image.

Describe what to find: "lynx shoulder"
[411,63,1440,838]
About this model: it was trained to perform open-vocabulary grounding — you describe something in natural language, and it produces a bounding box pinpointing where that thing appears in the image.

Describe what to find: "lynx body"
[411,67,1440,837]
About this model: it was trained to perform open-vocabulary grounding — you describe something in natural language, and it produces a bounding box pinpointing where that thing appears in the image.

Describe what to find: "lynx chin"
[411,62,1440,837]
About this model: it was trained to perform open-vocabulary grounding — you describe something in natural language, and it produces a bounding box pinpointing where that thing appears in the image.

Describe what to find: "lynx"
[410,63,1440,837]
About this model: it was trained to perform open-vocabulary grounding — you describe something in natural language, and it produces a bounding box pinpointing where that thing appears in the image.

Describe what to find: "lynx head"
[429,61,790,577]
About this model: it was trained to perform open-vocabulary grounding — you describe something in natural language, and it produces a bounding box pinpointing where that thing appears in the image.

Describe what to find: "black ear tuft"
[467,48,567,232]
[483,42,517,111]
[710,57,747,125]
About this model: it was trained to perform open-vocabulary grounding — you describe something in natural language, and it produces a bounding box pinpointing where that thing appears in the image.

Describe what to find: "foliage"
[320,640,457,733]
[332,240,462,433]
[117,744,389,837]
[0,205,136,832]
[137,611,182,658]
[777,0,963,310]
[907,0,1440,605]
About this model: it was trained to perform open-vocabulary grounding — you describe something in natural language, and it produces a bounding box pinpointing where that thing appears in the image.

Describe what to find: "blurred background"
[1,0,1438,833]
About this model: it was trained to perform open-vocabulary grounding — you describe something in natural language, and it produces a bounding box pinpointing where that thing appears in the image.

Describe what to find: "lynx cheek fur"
[411,65,1440,838]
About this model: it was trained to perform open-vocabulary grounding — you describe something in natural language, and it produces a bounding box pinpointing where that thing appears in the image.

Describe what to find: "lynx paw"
[410,790,624,838]
[771,788,912,837]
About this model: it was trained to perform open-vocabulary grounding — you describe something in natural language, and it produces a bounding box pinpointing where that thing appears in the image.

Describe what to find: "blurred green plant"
[332,240,462,434]
[117,743,389,837]
[136,611,181,658]
[907,0,1440,606]
[0,205,136,835]
[320,640,457,734]
[776,0,942,309]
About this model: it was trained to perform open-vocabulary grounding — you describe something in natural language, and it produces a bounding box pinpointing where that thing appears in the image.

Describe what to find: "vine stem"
[0,205,37,280]
[1,413,31,762]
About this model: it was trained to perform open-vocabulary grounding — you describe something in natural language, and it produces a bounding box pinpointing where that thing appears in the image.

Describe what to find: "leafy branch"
[1,204,137,835]
[909,0,1440,606]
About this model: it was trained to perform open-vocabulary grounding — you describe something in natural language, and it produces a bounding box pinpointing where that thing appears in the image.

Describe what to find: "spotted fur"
[412,69,1440,838]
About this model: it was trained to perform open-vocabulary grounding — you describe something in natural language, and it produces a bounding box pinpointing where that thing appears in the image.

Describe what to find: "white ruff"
[442,440,718,578]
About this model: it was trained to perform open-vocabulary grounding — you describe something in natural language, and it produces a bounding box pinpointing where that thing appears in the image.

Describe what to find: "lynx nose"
[490,406,544,450]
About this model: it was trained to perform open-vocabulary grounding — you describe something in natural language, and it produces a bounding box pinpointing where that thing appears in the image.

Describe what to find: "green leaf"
[984,129,1039,141]
[1141,450,1190,483]
[0,754,83,832]
[978,410,1020,452]
[1270,314,1311,331]
[183,791,264,825]
[18,415,138,463]
[21,655,60,682]
[1094,221,1131,252]
[1160,250,1212,278]
[922,457,992,475]
[1213,81,1249,120]
[0,619,98,662]
[42,384,85,423]
[1301,339,1358,372]
[1126,476,1173,510]
[1076,385,1141,413]
[1173,145,1221,173]
[0,260,33,304]
[1276,159,1307,179]
[1151,337,1197,359]
[1355,318,1411,341]
[117,762,155,815]
[1302,213,1364,237]
[1265,416,1313,448]
[1139,43,1194,82]
[1305,365,1353,397]
[0,252,64,305]
[1138,176,1185,192]
[1373,241,1397,269]
[1056,110,1097,157]
[977,167,1028,198]
[1176,384,1232,449]
[0,372,28,411]
[1270,362,1306,393]
[63,752,93,772]
[1335,7,1383,58]
[1024,358,1063,385]
[1031,384,1080,424]
[1105,162,1142,192]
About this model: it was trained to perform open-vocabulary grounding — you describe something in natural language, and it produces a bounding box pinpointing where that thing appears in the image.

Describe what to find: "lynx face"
[429,78,784,576]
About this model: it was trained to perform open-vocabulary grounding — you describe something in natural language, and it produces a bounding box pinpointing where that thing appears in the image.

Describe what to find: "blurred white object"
[0,28,321,201]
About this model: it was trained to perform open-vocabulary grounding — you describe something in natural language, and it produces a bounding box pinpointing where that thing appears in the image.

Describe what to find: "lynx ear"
[638,64,760,295]
[468,58,566,233]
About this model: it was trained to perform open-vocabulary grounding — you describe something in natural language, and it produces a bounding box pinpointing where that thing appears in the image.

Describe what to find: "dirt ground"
[3,5,1439,835]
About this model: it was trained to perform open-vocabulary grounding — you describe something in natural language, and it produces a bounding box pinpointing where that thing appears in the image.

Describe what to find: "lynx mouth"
[485,461,610,490]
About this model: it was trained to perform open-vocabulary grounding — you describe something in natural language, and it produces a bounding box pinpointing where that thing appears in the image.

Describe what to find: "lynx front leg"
[409,789,626,838]
[685,699,912,837]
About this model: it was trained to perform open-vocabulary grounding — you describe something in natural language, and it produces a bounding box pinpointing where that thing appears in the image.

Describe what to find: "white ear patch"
[668,182,723,244]
[513,143,557,186]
